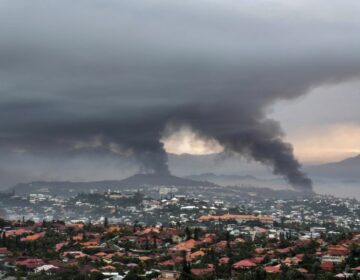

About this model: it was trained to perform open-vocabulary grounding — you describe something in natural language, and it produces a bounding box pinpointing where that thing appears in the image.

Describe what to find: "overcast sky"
[270,79,360,163]
[166,79,360,163]
[0,0,360,187]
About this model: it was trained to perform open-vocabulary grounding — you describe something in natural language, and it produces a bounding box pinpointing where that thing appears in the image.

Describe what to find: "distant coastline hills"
[6,154,360,197]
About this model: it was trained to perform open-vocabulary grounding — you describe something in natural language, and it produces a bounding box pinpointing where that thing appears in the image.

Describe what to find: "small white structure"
[34,264,58,273]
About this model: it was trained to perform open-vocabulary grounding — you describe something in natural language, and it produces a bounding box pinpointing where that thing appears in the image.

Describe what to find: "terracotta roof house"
[191,266,214,277]
[297,268,308,274]
[219,257,230,265]
[320,261,334,272]
[101,265,116,271]
[169,239,199,256]
[255,227,267,234]
[62,251,88,259]
[65,224,84,231]
[198,214,273,224]
[137,227,160,236]
[55,241,69,252]
[80,240,99,247]
[174,239,198,251]
[159,259,176,267]
[327,245,349,256]
[16,258,45,269]
[190,250,205,260]
[0,247,10,256]
[106,226,122,233]
[276,247,291,254]
[139,256,152,262]
[5,228,30,237]
[283,257,298,266]
[264,264,281,274]
[250,257,264,264]
[20,231,46,242]
[233,259,256,269]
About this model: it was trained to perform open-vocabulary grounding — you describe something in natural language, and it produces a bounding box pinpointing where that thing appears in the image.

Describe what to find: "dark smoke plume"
[168,104,314,191]
[0,1,360,190]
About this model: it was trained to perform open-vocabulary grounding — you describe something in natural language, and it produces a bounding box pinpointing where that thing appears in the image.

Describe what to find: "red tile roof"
[0,247,9,255]
[16,258,45,269]
[321,261,334,272]
[264,265,281,273]
[191,267,214,276]
[20,231,46,242]
[233,259,256,269]
[198,214,272,222]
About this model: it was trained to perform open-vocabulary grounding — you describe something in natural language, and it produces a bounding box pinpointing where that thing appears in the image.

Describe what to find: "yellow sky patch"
[287,123,360,164]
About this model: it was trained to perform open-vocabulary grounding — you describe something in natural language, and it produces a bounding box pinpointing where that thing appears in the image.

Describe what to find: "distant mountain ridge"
[184,153,360,182]
[9,177,313,201]
[10,173,218,196]
[186,173,264,186]
[117,173,217,187]
[8,154,360,197]
[187,173,259,181]
[308,154,360,179]
[184,172,293,190]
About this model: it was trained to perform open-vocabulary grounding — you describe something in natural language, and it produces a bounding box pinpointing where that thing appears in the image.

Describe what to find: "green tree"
[104,217,109,228]
[2,231,6,247]
[185,227,192,240]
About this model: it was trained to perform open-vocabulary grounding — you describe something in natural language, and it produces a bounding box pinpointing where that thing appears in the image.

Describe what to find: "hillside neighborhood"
[0,190,360,279]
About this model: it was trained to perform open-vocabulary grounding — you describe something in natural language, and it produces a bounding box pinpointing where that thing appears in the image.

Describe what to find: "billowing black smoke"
[1,1,360,190]
[167,103,314,191]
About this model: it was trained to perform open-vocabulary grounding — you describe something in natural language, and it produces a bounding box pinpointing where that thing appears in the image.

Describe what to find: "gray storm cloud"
[1,0,360,191]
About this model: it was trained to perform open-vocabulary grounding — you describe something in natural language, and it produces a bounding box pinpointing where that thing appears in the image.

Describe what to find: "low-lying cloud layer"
[1,0,360,191]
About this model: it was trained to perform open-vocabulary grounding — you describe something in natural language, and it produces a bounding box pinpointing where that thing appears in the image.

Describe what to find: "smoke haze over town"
[3,3,360,279]
[0,1,360,194]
